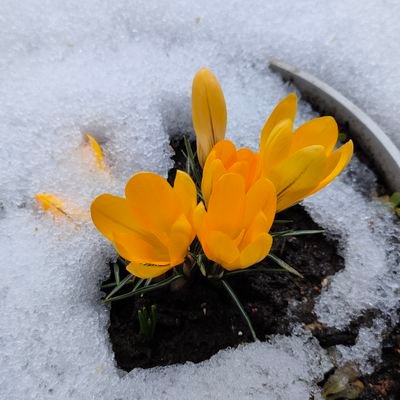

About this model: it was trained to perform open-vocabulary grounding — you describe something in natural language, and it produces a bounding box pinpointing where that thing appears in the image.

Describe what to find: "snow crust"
[1,1,400,399]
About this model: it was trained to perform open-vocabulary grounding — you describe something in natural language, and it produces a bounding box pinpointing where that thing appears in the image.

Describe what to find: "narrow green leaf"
[105,273,134,301]
[103,274,183,303]
[221,279,257,342]
[272,229,324,238]
[224,266,288,277]
[267,253,304,278]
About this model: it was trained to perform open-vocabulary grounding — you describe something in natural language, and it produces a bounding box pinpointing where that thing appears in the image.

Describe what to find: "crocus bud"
[192,68,227,167]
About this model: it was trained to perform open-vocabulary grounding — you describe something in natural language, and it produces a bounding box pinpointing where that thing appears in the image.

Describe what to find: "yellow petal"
[291,116,338,155]
[91,194,140,241]
[126,262,172,279]
[228,161,250,183]
[125,172,179,235]
[272,146,328,211]
[269,145,327,194]
[204,231,240,268]
[201,158,226,206]
[35,193,67,217]
[167,215,195,266]
[207,173,245,238]
[240,212,270,250]
[261,119,293,174]
[173,170,197,215]
[244,178,276,228]
[239,233,272,269]
[192,68,227,166]
[260,93,297,149]
[193,201,207,234]
[212,140,237,166]
[309,140,354,195]
[113,231,170,264]
[86,133,106,170]
[275,187,315,211]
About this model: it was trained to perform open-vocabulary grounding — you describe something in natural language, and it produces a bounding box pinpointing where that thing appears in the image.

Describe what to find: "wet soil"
[105,202,346,370]
[102,136,400,399]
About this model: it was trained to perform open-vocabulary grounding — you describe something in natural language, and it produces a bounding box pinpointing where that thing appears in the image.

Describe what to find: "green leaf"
[221,279,257,342]
[104,273,135,301]
[272,229,325,238]
[267,253,304,278]
[389,192,400,208]
[338,132,348,143]
[103,274,183,303]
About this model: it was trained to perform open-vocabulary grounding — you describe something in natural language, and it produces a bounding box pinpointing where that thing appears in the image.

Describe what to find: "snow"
[1,1,400,399]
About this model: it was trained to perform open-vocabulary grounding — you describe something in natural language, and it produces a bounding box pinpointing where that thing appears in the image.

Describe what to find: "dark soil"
[102,135,400,399]
[105,201,345,370]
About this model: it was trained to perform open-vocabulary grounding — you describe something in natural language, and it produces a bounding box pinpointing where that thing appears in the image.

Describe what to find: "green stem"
[221,279,258,342]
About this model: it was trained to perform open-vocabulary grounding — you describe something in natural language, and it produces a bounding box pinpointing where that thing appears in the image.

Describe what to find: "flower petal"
[173,170,197,216]
[309,140,354,195]
[291,116,338,155]
[212,140,237,166]
[269,145,327,195]
[244,178,276,228]
[167,215,195,266]
[207,173,246,238]
[113,231,170,264]
[240,212,270,250]
[239,233,272,269]
[193,201,207,234]
[126,262,172,279]
[125,172,179,235]
[204,231,240,268]
[260,93,297,149]
[261,119,293,174]
[91,194,139,241]
[201,158,226,205]
[192,68,227,166]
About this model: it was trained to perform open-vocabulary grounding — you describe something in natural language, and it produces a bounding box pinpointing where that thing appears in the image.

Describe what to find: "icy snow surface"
[1,1,400,399]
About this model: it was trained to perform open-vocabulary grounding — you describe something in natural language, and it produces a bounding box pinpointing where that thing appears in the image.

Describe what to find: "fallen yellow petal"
[86,133,106,170]
[35,193,68,217]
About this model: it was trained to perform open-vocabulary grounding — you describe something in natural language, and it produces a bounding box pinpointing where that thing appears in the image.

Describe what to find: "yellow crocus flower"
[201,139,261,206]
[91,171,197,278]
[192,68,227,167]
[194,173,276,271]
[260,94,354,211]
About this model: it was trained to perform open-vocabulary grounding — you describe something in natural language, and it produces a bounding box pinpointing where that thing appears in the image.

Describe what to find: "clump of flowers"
[90,68,353,340]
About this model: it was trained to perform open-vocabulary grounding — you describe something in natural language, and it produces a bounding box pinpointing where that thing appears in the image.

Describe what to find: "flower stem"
[221,279,258,342]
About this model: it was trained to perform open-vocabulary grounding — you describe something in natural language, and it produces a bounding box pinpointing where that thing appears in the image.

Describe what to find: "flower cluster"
[91,68,353,279]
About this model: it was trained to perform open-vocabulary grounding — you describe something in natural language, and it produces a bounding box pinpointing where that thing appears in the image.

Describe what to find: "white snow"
[1,1,400,399]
